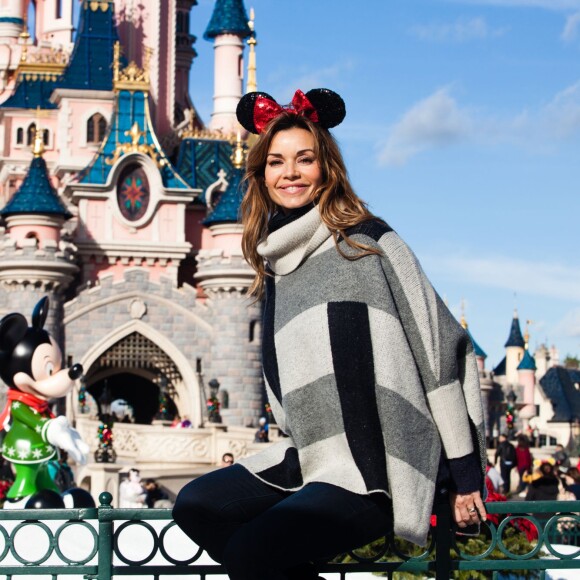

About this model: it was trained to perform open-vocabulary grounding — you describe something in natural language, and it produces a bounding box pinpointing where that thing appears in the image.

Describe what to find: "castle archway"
[82,329,189,425]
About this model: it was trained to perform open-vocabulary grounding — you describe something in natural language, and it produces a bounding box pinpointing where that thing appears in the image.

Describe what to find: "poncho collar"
[258,205,332,275]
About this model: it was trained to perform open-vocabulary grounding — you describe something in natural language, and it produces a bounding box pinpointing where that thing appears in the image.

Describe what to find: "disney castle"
[0,0,577,496]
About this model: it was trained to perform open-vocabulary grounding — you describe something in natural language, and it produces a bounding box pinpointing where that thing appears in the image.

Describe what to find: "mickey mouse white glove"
[43,416,90,465]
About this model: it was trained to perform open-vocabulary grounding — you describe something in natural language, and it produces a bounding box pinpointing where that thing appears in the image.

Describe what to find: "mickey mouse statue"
[0,297,89,508]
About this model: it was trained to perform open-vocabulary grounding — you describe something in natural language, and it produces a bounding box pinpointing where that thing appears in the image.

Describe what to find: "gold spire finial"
[113,41,121,83]
[32,126,45,158]
[231,130,246,169]
[460,298,468,329]
[524,320,533,350]
[246,7,257,93]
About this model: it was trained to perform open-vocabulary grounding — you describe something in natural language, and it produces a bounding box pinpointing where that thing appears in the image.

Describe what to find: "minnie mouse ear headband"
[236,88,346,134]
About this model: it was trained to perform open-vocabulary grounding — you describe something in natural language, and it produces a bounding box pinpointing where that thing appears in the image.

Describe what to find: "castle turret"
[505,309,525,387]
[0,0,26,41]
[517,324,537,429]
[204,0,251,134]
[0,128,77,346]
[195,135,263,427]
[460,309,492,440]
[34,0,75,48]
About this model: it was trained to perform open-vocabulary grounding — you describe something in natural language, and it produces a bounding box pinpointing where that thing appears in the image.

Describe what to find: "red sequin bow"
[253,90,319,133]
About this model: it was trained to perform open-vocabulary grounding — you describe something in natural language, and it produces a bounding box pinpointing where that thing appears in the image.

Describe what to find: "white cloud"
[377,79,580,165]
[410,17,505,42]
[423,253,580,303]
[562,11,580,40]
[378,88,472,165]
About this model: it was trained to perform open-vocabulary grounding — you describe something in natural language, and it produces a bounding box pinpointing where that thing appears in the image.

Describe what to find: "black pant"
[500,462,513,493]
[172,464,393,580]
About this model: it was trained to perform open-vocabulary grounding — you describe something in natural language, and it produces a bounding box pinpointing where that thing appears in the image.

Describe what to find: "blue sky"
[187,0,580,368]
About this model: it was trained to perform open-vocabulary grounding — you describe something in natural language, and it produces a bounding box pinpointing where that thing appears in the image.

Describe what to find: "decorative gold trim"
[113,41,151,92]
[105,122,165,167]
[17,48,68,80]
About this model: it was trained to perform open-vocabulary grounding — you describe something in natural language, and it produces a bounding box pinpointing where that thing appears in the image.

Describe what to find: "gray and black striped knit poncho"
[237,205,486,547]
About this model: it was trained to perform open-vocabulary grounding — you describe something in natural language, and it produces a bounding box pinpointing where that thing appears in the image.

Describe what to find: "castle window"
[56,0,63,19]
[249,320,261,343]
[16,127,23,145]
[117,164,150,222]
[43,129,49,146]
[87,113,107,144]
[26,123,36,146]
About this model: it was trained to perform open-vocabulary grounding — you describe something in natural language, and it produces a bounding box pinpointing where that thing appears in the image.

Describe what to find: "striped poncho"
[237,205,486,546]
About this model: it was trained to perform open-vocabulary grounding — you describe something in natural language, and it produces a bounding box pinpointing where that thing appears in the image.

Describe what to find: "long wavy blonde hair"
[241,113,381,298]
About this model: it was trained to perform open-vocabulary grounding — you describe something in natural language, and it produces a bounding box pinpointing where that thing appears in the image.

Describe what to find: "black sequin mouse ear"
[304,89,346,129]
[236,92,277,134]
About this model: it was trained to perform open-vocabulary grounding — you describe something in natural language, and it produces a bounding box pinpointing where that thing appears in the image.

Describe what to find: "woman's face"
[264,127,322,213]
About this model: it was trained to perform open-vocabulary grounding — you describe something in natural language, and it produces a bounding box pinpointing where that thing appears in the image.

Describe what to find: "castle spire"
[205,0,252,134]
[246,7,257,93]
[505,308,525,348]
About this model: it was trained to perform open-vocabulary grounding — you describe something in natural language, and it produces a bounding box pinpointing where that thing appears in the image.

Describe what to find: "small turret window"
[87,113,107,144]
[16,128,23,145]
[27,123,36,146]
[56,0,63,19]
[43,129,49,146]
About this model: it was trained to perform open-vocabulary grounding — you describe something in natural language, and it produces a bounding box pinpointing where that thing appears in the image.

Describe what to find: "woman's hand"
[450,491,487,528]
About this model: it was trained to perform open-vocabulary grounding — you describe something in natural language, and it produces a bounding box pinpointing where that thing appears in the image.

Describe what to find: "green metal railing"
[0,493,579,579]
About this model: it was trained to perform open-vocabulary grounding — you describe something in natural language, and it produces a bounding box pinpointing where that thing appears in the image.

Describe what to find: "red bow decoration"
[253,89,319,133]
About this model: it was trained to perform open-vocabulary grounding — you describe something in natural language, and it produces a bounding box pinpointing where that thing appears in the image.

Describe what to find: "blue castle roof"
[204,0,251,40]
[203,167,245,225]
[505,312,525,348]
[466,328,487,359]
[518,349,537,371]
[58,0,119,91]
[176,138,235,205]
[539,367,580,422]
[79,90,190,190]
[493,356,506,376]
[1,0,119,110]
[0,156,71,218]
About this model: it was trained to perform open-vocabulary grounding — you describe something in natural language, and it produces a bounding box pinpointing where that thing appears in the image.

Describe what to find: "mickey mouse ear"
[304,89,346,129]
[0,313,28,353]
[32,297,49,331]
[236,92,277,134]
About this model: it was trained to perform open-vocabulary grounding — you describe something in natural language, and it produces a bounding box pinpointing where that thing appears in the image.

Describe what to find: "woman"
[525,461,559,502]
[173,88,487,580]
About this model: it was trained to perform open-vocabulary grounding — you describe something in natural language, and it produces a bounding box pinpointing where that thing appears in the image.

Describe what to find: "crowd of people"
[490,433,580,502]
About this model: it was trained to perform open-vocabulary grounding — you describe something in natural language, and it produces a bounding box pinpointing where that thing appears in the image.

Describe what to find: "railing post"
[434,500,452,580]
[97,491,114,580]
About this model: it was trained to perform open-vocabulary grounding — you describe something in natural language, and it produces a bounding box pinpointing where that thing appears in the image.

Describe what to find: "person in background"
[47,450,75,492]
[221,453,234,467]
[254,417,269,443]
[525,461,560,502]
[495,433,517,495]
[515,434,533,495]
[119,468,148,508]
[562,467,580,500]
[485,460,504,494]
[553,444,571,469]
[144,478,170,508]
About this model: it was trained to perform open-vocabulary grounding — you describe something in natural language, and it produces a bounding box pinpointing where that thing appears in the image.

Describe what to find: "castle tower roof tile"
[204,0,251,40]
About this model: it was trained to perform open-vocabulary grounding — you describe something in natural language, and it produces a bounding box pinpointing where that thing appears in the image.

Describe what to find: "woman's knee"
[172,479,213,532]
